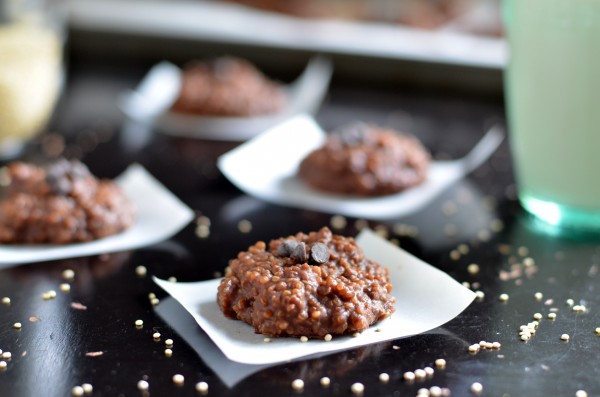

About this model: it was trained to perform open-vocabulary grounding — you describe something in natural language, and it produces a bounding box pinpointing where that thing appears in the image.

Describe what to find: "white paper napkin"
[0,164,195,267]
[153,229,475,366]
[120,57,333,141]
[217,114,504,220]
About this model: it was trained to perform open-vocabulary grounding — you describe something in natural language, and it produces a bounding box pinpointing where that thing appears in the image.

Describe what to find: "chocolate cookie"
[0,159,135,244]
[217,227,395,338]
[298,123,430,196]
[170,57,286,117]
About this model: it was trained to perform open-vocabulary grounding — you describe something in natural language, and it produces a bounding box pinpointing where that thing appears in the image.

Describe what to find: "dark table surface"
[1,46,599,397]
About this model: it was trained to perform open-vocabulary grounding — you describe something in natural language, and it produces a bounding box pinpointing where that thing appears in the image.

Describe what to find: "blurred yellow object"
[0,16,62,158]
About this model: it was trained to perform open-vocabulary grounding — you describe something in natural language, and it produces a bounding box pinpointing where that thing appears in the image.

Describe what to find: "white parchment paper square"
[217,114,504,220]
[154,229,475,366]
[0,164,195,267]
[120,57,332,141]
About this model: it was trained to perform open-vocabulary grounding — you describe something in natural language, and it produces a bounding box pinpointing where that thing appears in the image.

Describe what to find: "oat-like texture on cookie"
[170,57,286,117]
[0,159,135,244]
[217,227,395,337]
[299,123,430,196]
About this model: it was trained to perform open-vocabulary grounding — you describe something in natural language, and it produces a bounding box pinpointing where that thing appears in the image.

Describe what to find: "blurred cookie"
[0,159,135,244]
[299,123,430,196]
[170,57,286,117]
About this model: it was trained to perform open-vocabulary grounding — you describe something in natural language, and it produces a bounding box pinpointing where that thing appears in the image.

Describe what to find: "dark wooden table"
[1,41,599,397]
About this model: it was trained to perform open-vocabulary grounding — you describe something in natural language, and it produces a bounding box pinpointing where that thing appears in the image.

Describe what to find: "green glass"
[503,0,600,232]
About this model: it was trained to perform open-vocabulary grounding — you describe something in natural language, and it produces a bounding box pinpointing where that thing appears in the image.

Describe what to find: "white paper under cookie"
[154,229,475,366]
[217,114,504,220]
[0,164,194,266]
[120,57,332,141]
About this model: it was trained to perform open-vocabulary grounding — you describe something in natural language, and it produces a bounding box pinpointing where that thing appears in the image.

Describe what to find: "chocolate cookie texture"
[217,227,395,337]
[299,123,430,196]
[0,159,135,244]
[170,57,286,117]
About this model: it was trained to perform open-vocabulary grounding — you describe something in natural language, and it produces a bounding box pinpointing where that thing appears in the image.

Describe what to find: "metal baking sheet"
[68,0,506,69]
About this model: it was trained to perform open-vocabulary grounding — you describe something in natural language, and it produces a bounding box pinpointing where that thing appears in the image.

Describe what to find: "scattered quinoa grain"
[417,387,430,396]
[468,344,480,352]
[561,334,570,341]
[435,358,446,368]
[135,266,147,277]
[0,361,6,369]
[167,276,177,282]
[173,374,184,385]
[263,338,271,343]
[548,313,557,320]
[475,291,485,301]
[59,283,71,293]
[1,297,10,305]
[470,382,483,394]
[72,386,84,396]
[415,369,426,379]
[238,219,252,233]
[478,229,491,242]
[320,377,331,387]
[82,383,93,394]
[499,293,509,302]
[151,298,160,306]
[135,319,143,327]
[379,372,390,383]
[533,313,542,320]
[62,269,75,280]
[291,379,304,391]
[566,299,574,306]
[576,390,588,397]
[153,332,161,340]
[300,336,308,343]
[467,264,480,275]
[324,334,332,342]
[520,334,530,341]
[330,215,347,229]
[450,250,461,261]
[595,327,600,335]
[196,224,210,238]
[534,292,543,301]
[430,386,443,397]
[148,292,156,300]
[164,348,173,357]
[137,380,149,390]
[573,305,586,313]
[492,342,501,349]
[165,338,173,346]
[196,381,209,394]
[414,369,426,379]
[424,367,435,376]
[350,382,365,395]
[403,371,415,381]
[71,302,87,311]
[13,322,21,329]
[2,352,11,359]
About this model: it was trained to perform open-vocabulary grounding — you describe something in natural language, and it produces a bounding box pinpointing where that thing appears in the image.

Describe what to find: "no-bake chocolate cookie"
[170,57,286,117]
[0,159,135,244]
[298,123,430,196]
[217,227,395,338]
